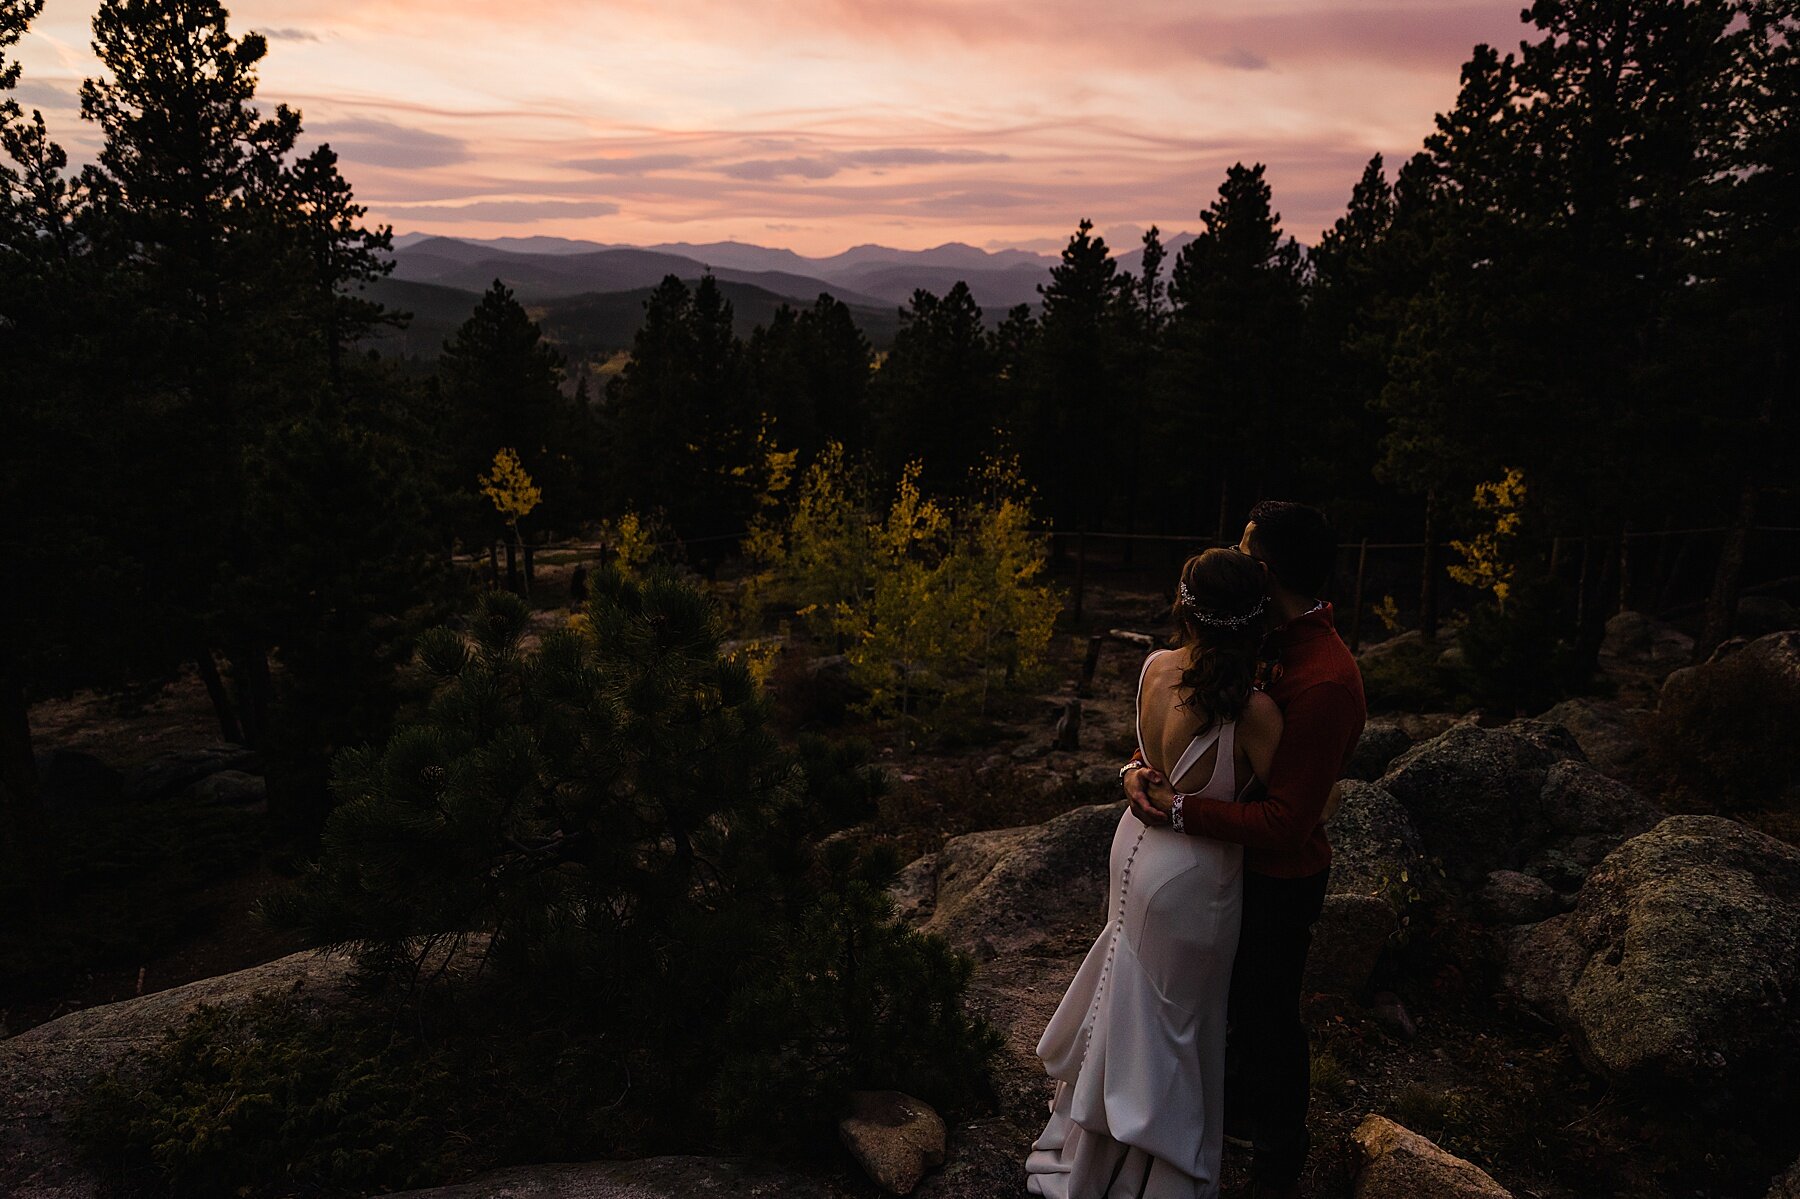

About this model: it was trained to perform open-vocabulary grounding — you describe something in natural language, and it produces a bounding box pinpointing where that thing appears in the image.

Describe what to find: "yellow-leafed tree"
[480,447,542,596]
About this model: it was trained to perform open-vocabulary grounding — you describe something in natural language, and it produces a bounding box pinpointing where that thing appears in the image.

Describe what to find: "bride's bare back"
[1137,649,1282,801]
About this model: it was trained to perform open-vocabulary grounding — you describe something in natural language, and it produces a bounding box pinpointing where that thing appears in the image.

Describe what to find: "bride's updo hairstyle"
[1169,548,1270,723]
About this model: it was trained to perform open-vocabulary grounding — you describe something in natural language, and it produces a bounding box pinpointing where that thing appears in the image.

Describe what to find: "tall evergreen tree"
[747,293,874,461]
[1162,164,1307,535]
[441,280,586,545]
[868,282,1001,494]
[603,274,759,542]
[1025,219,1132,536]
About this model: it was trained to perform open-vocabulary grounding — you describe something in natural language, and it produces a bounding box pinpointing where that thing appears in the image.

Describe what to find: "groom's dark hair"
[1247,500,1336,598]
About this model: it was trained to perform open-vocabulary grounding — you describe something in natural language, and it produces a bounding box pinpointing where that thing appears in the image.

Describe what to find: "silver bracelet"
[1170,793,1187,834]
[1119,759,1147,782]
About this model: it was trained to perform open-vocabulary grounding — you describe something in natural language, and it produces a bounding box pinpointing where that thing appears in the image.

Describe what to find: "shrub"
[76,999,458,1197]
[1457,579,1588,715]
[1648,648,1800,811]
[73,575,997,1195]
[1358,635,1466,713]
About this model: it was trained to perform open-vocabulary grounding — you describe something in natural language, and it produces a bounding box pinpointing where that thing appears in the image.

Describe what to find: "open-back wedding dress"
[1024,650,1252,1199]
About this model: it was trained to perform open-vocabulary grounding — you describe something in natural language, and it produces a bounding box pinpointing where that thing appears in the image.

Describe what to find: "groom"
[1122,501,1366,1199]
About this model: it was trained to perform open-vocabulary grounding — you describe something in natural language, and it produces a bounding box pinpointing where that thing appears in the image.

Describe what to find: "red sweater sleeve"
[1182,682,1360,851]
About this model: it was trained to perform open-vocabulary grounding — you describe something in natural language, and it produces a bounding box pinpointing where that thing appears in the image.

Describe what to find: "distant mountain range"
[368,231,1198,358]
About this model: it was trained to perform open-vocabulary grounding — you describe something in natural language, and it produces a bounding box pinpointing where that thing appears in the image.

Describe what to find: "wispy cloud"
[8,0,1532,252]
[379,198,622,222]
[312,116,468,169]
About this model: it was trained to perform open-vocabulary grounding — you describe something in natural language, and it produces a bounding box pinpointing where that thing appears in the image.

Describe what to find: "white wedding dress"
[1025,651,1250,1199]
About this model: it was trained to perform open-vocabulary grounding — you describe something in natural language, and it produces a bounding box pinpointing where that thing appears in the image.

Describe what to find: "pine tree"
[1026,219,1132,537]
[440,280,583,545]
[268,576,996,1142]
[1162,164,1307,535]
[604,274,760,544]
[868,282,1001,493]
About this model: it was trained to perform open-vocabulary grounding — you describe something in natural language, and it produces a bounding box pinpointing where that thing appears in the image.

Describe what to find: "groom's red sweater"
[1185,602,1366,879]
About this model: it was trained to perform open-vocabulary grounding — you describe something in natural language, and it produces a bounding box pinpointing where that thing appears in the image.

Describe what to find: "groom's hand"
[1125,765,1171,827]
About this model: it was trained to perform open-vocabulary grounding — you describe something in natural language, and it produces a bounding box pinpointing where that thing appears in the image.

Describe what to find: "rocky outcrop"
[1377,722,1660,888]
[914,803,1121,961]
[183,768,268,810]
[1537,697,1649,779]
[1660,629,1800,710]
[1345,720,1414,782]
[1474,870,1562,925]
[837,1090,946,1195]
[1505,816,1800,1110]
[123,744,263,803]
[1352,1115,1512,1198]
[0,949,356,1199]
[377,1157,846,1198]
[1736,596,1799,639]
[1768,1156,1800,1199]
[1306,782,1425,996]
[1601,610,1693,666]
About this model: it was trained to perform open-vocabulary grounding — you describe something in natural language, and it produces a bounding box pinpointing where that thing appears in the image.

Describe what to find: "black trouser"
[1225,866,1329,1187]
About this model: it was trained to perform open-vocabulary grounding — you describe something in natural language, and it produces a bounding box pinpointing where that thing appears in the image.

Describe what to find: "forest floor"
[10,566,1794,1197]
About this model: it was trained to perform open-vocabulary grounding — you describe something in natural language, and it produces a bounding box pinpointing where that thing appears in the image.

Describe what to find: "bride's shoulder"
[1241,689,1282,733]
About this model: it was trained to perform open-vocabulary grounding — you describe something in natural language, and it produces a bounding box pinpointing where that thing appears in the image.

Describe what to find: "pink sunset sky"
[12,0,1531,255]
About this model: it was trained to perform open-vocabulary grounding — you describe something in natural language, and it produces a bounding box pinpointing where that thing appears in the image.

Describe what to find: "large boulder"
[0,949,356,1199]
[837,1090,946,1195]
[1736,596,1799,638]
[1474,870,1563,926]
[1352,1115,1512,1198]
[915,803,1122,961]
[1344,720,1413,782]
[1661,629,1800,711]
[1378,722,1658,888]
[182,769,267,810]
[1380,721,1581,884]
[1505,816,1800,1111]
[1601,610,1693,665]
[1537,697,1649,779]
[123,744,262,803]
[1306,782,1425,996]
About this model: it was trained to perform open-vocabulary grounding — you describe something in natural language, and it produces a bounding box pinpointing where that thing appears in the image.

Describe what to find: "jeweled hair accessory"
[1178,583,1267,629]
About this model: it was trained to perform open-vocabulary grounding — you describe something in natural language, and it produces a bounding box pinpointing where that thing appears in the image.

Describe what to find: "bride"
[1025,548,1282,1199]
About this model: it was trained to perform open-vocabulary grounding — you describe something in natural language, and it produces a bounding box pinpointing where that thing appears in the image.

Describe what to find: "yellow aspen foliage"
[480,448,543,596]
[830,462,954,745]
[743,441,870,628]
[1374,594,1403,632]
[603,511,656,577]
[948,455,1061,712]
[1448,467,1526,608]
[479,448,542,523]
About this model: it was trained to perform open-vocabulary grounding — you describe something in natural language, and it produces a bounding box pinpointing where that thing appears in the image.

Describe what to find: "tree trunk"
[229,648,273,749]
[1574,526,1623,673]
[195,648,244,744]
[1698,481,1756,661]
[504,537,519,595]
[1419,491,1440,640]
